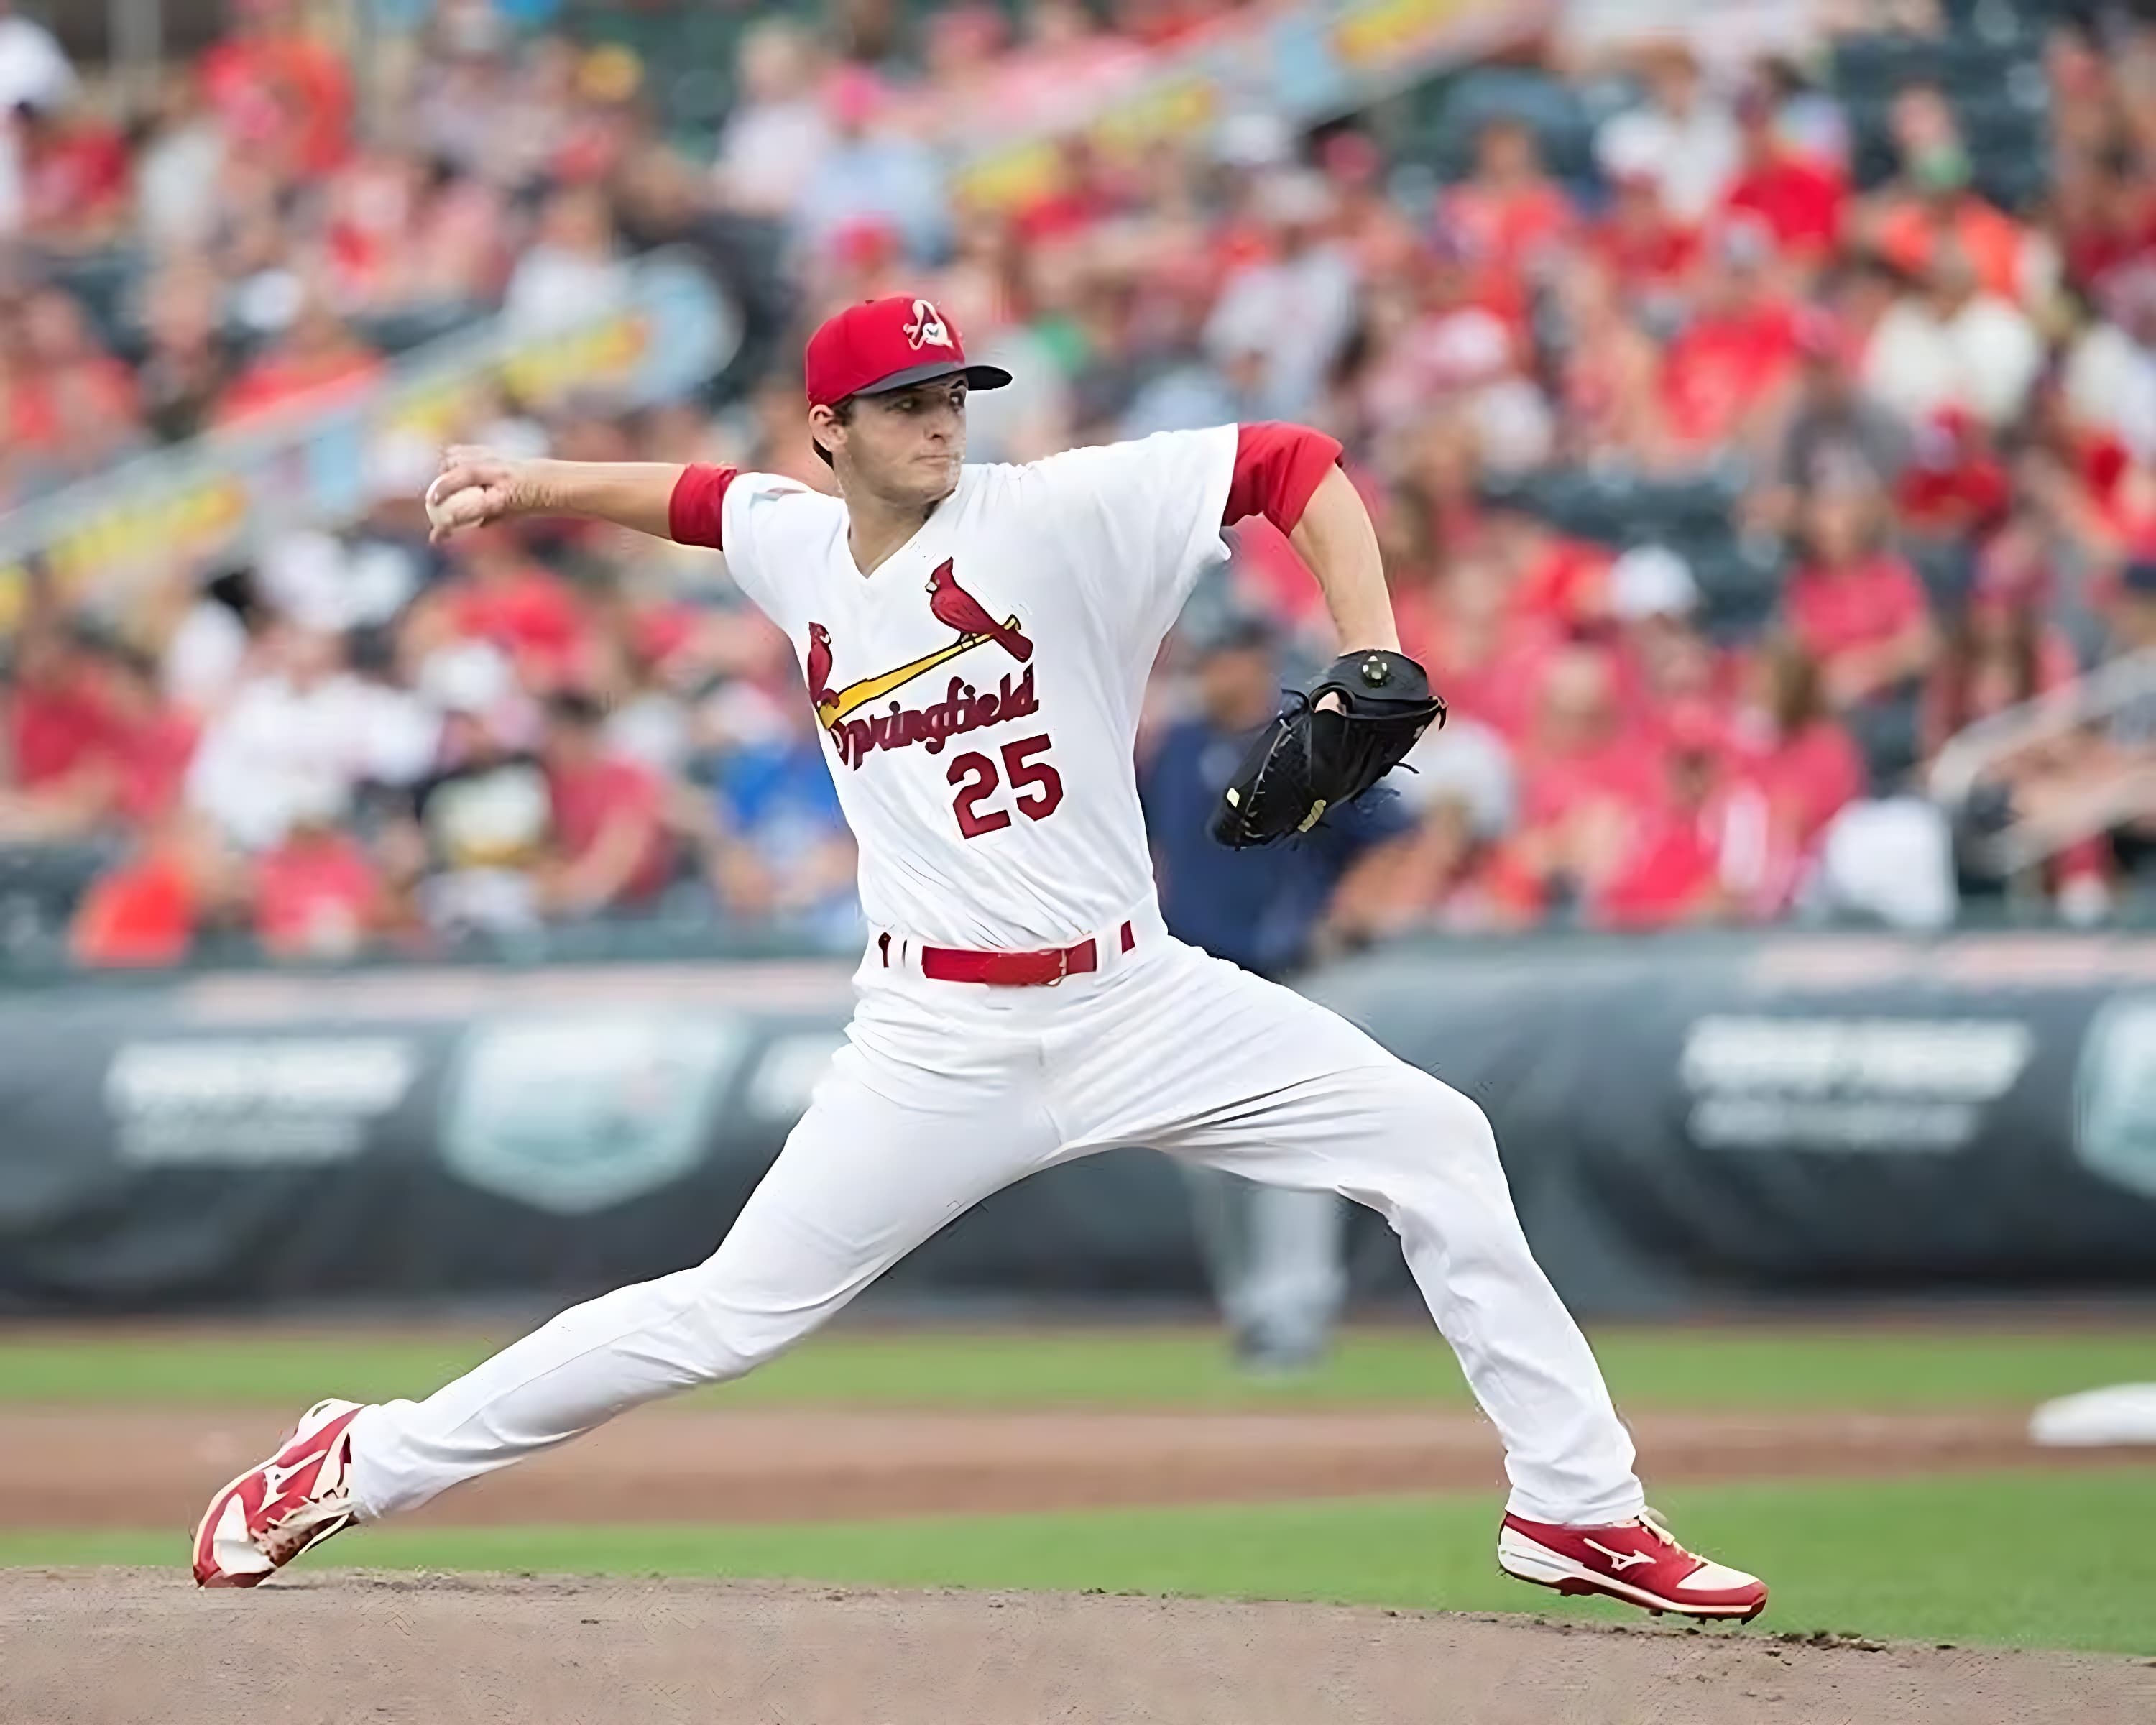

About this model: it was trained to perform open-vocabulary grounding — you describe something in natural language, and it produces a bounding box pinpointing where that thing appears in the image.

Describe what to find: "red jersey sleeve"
[668,464,740,549]
[1224,423,1343,534]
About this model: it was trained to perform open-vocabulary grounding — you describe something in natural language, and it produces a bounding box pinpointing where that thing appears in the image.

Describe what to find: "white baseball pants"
[349,907,1645,1527]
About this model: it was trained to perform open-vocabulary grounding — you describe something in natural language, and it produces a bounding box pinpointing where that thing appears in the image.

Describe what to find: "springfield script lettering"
[831,668,1038,770]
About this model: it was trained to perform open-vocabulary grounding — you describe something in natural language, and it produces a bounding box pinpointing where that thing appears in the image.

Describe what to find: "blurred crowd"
[7,0,2156,965]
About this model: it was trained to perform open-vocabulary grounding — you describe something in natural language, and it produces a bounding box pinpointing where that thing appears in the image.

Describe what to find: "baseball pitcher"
[193,295,1767,1623]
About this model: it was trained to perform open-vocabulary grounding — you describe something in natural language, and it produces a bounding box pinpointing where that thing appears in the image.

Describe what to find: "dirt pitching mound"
[3,1569,2147,1725]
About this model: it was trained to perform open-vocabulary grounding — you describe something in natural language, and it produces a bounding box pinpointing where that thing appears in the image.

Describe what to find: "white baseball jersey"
[712,426,1238,949]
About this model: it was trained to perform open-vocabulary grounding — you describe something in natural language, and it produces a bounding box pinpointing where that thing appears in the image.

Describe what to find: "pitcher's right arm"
[425,446,710,546]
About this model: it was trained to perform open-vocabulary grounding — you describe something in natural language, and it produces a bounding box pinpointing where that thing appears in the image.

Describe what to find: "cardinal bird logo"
[806,621,837,711]
[903,298,952,349]
[927,560,1031,661]
[801,565,1038,765]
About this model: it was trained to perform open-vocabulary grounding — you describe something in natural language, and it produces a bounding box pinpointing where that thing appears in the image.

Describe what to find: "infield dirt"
[4,1569,2150,1725]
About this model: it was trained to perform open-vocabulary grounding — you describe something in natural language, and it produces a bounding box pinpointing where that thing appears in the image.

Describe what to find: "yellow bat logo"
[815,616,1021,730]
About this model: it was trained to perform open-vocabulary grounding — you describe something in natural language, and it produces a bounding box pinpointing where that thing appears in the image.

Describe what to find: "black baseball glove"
[1209,649,1447,848]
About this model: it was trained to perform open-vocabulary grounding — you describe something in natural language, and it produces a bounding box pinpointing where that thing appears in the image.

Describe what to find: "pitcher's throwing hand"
[423,446,527,540]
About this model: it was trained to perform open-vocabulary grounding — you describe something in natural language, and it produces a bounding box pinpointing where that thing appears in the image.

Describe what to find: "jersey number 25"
[947,734,1064,839]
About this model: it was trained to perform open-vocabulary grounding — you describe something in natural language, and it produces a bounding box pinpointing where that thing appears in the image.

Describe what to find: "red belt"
[906,920,1137,987]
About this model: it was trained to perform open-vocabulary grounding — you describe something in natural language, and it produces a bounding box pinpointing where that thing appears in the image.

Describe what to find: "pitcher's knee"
[1368,1063,1498,1156]
[1355,1064,1511,1210]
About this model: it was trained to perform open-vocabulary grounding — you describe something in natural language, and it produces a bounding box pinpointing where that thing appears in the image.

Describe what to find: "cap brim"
[854,360,1013,397]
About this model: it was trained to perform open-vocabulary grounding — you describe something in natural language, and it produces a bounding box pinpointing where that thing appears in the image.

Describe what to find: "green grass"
[10,1470,2152,1655]
[1,1323,2151,1412]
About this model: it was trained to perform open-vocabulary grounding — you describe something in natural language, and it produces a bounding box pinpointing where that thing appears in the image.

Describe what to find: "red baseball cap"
[802,295,1013,409]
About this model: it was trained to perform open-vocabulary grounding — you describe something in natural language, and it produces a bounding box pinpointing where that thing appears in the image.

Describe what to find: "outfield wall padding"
[4,932,2155,1313]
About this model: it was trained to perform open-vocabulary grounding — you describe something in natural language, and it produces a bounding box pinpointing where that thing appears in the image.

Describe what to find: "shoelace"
[1636,1508,1697,1565]
[253,1435,354,1561]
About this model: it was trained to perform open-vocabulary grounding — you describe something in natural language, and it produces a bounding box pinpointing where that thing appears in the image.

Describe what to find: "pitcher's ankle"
[1505,1490,1647,1529]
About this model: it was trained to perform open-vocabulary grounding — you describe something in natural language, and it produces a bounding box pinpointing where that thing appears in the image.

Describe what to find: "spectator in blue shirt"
[792,66,950,264]
[1139,610,1416,1370]
[1141,612,1414,980]
[704,693,861,947]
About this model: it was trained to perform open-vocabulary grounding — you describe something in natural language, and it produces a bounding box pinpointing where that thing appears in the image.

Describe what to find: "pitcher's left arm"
[1220,423,1400,655]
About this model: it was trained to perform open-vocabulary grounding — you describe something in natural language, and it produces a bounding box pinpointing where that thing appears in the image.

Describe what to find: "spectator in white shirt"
[0,0,73,114]
[134,69,226,252]
[792,65,949,264]
[0,0,69,236]
[1595,42,1741,225]
[502,185,630,334]
[714,20,830,218]
[1204,169,1360,422]
[1863,240,2042,430]
[187,620,435,852]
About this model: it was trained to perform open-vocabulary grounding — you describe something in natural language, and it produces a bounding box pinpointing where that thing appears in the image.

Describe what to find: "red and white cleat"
[1498,1507,1768,1622]
[192,1399,367,1588]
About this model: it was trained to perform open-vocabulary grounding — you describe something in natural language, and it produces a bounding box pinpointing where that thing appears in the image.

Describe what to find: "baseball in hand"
[423,446,520,542]
[425,473,494,537]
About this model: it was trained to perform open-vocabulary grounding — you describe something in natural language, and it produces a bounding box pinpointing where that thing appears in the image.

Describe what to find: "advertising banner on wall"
[5,933,2156,1313]
[1310,934,2156,1306]
[0,960,1198,1312]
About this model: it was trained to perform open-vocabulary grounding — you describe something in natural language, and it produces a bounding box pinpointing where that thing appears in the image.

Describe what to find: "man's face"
[1196,643,1277,731]
[817,377,967,505]
[280,626,344,688]
[1669,748,1715,808]
[1650,60,1697,117]
[1478,121,1535,183]
[1803,351,1852,410]
[544,717,599,768]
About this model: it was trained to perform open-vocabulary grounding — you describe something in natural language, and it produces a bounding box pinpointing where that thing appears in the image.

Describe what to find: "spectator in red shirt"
[253,793,382,960]
[2050,146,2156,298]
[1743,635,1865,844]
[1489,502,1613,630]
[443,528,591,690]
[198,0,353,178]
[1922,527,2079,758]
[70,811,226,969]
[1441,115,1575,285]
[1722,80,1846,270]
[14,96,130,248]
[1661,218,1800,453]
[1897,406,2012,541]
[1732,635,1865,913]
[1583,155,1698,312]
[1604,544,1734,735]
[540,692,675,917]
[1407,553,1561,742]
[216,291,382,428]
[1595,702,1761,929]
[1510,645,1667,915]
[1549,256,1674,466]
[1866,98,2034,307]
[1782,479,1936,713]
[9,288,139,458]
[88,640,198,827]
[0,625,122,839]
